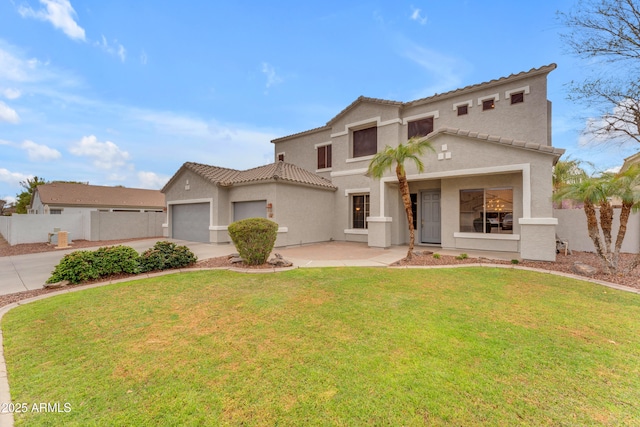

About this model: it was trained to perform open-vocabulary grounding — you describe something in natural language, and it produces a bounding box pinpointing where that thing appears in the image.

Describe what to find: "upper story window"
[510,92,524,104]
[506,86,529,105]
[408,117,434,139]
[482,99,495,111]
[353,126,377,158]
[457,105,468,116]
[317,144,332,169]
[277,152,285,162]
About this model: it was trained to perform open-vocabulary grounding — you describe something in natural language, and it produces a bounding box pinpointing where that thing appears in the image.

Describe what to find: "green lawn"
[3,268,640,426]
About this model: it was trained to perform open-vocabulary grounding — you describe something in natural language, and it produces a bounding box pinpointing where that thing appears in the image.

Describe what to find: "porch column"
[519,218,558,261]
[367,216,392,248]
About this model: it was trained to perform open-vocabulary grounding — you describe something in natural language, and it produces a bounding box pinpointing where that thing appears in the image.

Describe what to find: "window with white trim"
[317,144,332,169]
[352,194,370,229]
[460,188,513,234]
[353,127,377,158]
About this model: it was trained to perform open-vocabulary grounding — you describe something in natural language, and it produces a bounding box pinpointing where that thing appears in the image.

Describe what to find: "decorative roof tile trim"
[273,64,557,143]
[403,64,557,108]
[428,127,565,158]
[271,125,331,143]
[167,161,337,191]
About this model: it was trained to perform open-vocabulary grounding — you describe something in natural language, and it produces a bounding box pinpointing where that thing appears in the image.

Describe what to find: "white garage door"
[233,200,266,221]
[172,203,210,243]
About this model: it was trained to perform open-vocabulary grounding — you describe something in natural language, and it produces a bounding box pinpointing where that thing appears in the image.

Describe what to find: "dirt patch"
[392,251,639,290]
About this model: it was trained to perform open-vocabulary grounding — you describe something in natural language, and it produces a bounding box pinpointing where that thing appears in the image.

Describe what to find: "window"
[510,91,524,104]
[317,144,332,169]
[352,194,370,229]
[277,153,285,162]
[459,188,513,234]
[482,99,495,111]
[457,105,468,116]
[408,117,434,139]
[50,209,62,215]
[353,126,377,158]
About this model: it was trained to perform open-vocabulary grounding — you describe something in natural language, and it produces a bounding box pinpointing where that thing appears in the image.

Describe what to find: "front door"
[421,191,441,244]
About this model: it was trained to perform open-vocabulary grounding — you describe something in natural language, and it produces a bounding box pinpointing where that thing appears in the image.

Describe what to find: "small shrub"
[511,259,520,265]
[228,218,278,265]
[432,253,441,259]
[47,245,141,285]
[456,253,469,260]
[139,241,197,272]
[47,250,100,284]
[93,245,140,276]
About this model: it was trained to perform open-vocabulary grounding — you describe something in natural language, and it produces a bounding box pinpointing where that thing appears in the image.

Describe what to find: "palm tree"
[552,158,589,209]
[611,164,640,270]
[367,137,434,259]
[553,164,640,274]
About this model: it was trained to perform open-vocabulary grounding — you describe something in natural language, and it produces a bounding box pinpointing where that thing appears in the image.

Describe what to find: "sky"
[0,0,637,204]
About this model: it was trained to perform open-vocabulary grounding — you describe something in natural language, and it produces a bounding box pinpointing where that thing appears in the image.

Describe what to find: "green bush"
[47,245,141,285]
[432,253,441,259]
[139,241,197,272]
[47,250,100,284]
[227,218,278,265]
[456,253,469,260]
[93,245,140,276]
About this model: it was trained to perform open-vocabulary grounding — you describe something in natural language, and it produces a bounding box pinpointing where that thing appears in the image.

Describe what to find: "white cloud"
[261,62,283,92]
[0,101,19,124]
[21,140,62,161]
[96,36,127,62]
[578,99,640,148]
[137,171,169,189]
[140,50,148,65]
[18,0,86,41]
[69,135,131,169]
[0,168,31,186]
[410,7,428,25]
[2,88,21,99]
[398,37,469,97]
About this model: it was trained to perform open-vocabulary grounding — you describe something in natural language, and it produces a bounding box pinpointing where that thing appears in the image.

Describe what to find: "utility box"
[55,231,69,248]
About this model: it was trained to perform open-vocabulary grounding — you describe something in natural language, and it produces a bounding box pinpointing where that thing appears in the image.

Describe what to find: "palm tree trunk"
[584,201,611,274]
[396,165,414,259]
[615,202,632,271]
[598,201,615,272]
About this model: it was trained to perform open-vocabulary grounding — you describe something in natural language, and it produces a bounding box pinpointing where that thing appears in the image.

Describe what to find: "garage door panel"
[172,203,209,243]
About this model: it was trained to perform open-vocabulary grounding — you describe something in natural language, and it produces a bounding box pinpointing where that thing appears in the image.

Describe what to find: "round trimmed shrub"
[227,218,278,265]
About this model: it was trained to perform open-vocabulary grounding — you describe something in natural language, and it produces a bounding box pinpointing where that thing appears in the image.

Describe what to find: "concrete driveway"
[0,239,235,296]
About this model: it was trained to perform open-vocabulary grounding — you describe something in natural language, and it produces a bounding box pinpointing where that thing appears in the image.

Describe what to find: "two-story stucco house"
[162,64,564,261]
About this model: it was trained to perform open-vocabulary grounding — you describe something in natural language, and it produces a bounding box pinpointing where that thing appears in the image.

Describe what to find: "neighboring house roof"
[621,151,640,172]
[162,161,337,192]
[33,183,165,209]
[273,63,558,143]
[429,127,565,162]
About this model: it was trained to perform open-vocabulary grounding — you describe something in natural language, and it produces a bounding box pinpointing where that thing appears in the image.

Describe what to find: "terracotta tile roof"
[273,64,557,142]
[403,64,557,108]
[183,162,241,183]
[35,183,165,209]
[165,161,336,191]
[428,127,565,162]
